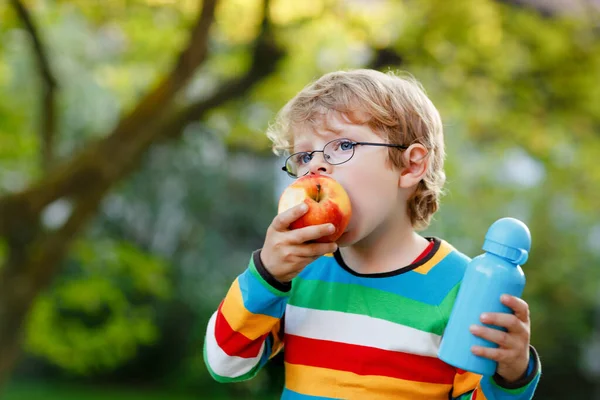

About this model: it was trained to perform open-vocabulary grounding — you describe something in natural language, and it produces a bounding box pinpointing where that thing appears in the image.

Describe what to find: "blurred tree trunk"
[0,0,283,388]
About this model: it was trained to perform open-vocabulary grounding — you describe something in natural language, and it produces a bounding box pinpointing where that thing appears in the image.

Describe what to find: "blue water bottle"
[438,217,531,376]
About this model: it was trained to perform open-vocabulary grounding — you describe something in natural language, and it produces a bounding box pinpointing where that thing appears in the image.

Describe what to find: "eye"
[292,152,312,165]
[340,140,354,151]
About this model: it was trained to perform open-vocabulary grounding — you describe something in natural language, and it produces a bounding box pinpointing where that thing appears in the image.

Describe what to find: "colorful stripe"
[220,279,281,339]
[237,268,289,318]
[248,257,291,297]
[290,277,446,335]
[204,243,541,399]
[284,362,453,400]
[412,240,453,274]
[452,370,484,398]
[204,312,265,378]
[297,241,469,305]
[205,259,289,383]
[437,281,461,321]
[284,305,441,357]
[281,388,336,400]
[284,334,455,384]
[215,301,267,358]
[454,388,488,400]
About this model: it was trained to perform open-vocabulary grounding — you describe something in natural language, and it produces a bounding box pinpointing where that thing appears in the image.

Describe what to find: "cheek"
[339,167,399,225]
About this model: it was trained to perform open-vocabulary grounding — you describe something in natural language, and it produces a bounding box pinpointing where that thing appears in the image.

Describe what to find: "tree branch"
[492,0,590,17]
[162,0,283,139]
[9,0,58,170]
[0,0,219,233]
[28,0,282,287]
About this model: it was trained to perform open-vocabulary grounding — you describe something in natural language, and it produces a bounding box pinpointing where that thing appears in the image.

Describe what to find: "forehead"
[291,110,375,150]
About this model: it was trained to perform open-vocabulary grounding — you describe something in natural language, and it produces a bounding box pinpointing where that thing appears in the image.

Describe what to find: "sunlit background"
[0,0,599,399]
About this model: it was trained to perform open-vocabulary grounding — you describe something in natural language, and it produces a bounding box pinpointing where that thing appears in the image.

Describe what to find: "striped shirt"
[204,238,541,399]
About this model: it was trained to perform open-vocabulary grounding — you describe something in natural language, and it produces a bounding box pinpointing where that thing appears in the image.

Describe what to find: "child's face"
[291,111,406,246]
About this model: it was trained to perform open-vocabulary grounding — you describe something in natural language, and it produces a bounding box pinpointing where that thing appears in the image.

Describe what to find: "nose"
[308,152,332,175]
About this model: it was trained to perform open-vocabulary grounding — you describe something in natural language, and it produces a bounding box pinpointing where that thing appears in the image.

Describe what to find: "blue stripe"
[281,388,339,400]
[479,371,541,400]
[237,268,289,318]
[297,250,470,305]
[259,334,273,367]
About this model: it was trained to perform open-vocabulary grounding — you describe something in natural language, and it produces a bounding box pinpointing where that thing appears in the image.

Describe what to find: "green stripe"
[248,259,290,298]
[489,376,532,395]
[290,278,446,335]
[454,392,475,400]
[437,282,461,322]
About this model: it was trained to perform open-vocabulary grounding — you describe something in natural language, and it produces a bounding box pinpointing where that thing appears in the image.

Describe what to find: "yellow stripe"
[412,241,453,274]
[477,389,489,400]
[220,279,279,340]
[269,319,285,360]
[285,362,452,400]
[452,371,483,398]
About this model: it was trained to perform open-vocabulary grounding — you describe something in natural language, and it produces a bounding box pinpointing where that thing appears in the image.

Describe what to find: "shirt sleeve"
[451,346,542,400]
[203,249,290,382]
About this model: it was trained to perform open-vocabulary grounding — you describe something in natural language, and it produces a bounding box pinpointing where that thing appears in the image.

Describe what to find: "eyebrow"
[323,125,342,135]
[292,140,309,151]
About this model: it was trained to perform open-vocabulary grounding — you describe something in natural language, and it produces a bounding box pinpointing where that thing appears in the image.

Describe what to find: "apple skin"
[278,175,352,243]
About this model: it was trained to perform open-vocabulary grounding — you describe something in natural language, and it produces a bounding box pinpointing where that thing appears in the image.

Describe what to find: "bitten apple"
[278,175,352,243]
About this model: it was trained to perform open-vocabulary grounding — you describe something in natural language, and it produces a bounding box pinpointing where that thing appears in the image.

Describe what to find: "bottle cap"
[482,218,531,265]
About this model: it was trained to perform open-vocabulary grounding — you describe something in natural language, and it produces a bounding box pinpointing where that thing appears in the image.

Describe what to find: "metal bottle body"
[438,252,526,376]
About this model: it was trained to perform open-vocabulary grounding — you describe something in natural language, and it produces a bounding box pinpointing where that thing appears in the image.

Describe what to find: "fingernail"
[481,313,489,321]
[328,224,336,233]
[300,204,308,212]
[501,294,510,302]
[469,325,479,333]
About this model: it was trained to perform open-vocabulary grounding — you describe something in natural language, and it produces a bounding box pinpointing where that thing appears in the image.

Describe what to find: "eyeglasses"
[281,138,408,178]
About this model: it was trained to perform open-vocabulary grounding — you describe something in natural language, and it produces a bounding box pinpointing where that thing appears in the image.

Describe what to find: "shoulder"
[438,238,471,270]
[408,238,472,305]
[412,237,471,275]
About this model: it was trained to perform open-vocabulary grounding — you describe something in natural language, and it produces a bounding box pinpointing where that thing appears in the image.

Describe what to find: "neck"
[340,212,430,275]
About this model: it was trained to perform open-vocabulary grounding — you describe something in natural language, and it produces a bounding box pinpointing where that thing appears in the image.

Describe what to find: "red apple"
[278,175,352,243]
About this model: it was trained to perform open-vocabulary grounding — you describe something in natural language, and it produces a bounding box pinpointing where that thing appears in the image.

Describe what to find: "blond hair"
[266,69,446,230]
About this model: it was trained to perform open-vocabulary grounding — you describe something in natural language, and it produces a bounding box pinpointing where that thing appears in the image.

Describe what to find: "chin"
[334,229,360,247]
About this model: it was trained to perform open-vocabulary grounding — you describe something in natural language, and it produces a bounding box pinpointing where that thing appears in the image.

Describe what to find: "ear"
[398,144,429,189]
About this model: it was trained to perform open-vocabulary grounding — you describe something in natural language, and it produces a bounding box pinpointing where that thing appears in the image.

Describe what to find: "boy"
[203,69,541,399]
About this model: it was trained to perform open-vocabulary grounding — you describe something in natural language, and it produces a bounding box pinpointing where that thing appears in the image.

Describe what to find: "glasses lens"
[324,139,355,165]
[285,153,311,177]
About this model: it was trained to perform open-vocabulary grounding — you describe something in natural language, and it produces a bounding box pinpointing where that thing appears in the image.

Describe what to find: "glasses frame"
[281,138,409,178]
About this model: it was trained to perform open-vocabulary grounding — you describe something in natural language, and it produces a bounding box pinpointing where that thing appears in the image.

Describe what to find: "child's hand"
[469,295,531,382]
[260,203,339,283]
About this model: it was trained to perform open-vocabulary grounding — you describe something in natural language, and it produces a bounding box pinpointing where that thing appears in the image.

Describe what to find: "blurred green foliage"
[1,0,599,399]
[25,239,171,374]
[2,380,275,400]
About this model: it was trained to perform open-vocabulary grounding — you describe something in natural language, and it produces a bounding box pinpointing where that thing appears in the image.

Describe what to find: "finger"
[290,223,336,244]
[501,295,530,323]
[471,345,509,362]
[272,203,308,231]
[480,312,526,334]
[295,241,339,258]
[470,325,515,349]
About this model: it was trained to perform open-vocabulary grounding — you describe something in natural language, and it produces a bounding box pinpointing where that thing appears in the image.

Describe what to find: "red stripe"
[413,240,435,264]
[284,334,455,384]
[214,302,267,358]
[473,390,478,400]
